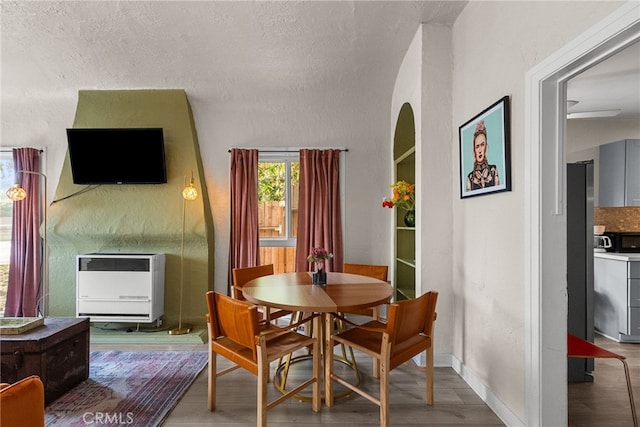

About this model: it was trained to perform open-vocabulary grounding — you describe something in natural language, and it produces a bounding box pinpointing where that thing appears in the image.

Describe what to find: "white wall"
[193,86,393,294]
[420,24,455,362]
[567,118,640,160]
[567,119,640,203]
[451,1,624,423]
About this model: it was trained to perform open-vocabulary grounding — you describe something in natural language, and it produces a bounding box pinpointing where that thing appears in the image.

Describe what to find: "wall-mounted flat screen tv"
[67,128,167,185]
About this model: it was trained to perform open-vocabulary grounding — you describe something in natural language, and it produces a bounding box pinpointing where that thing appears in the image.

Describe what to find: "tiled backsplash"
[594,207,640,232]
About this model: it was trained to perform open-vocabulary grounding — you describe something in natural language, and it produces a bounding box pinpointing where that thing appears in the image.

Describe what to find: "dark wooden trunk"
[1,317,90,404]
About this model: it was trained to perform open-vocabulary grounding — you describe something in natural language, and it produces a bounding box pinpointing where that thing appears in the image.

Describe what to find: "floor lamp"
[169,172,198,335]
[5,170,48,317]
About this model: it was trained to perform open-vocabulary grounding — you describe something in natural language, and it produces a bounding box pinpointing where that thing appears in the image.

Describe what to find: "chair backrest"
[231,264,274,300]
[343,263,388,281]
[206,291,260,360]
[0,375,45,427]
[386,291,438,365]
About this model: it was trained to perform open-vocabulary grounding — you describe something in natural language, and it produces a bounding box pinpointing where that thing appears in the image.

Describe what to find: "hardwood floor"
[164,350,503,426]
[91,334,639,426]
[92,342,504,426]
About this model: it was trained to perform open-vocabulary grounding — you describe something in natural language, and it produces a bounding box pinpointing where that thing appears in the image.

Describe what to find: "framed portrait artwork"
[459,96,511,199]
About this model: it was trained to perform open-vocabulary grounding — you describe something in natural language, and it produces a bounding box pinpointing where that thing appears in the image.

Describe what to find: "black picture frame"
[459,96,511,199]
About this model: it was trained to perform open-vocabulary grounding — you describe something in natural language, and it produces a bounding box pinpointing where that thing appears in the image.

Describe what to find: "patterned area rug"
[45,350,208,427]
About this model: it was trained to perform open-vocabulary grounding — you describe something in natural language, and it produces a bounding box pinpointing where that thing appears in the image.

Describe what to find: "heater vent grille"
[79,257,150,272]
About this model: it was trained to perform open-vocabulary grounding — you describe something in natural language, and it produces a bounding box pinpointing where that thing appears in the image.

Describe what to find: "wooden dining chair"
[567,333,637,427]
[206,291,320,427]
[340,263,389,377]
[342,263,389,319]
[232,264,291,325]
[327,291,438,427]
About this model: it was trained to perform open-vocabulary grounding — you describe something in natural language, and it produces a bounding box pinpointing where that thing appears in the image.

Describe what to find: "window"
[258,151,299,274]
[0,150,15,314]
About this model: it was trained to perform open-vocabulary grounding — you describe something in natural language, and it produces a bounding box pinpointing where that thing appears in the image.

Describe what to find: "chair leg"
[620,358,638,427]
[426,346,434,405]
[257,345,268,427]
[380,358,390,427]
[207,350,217,411]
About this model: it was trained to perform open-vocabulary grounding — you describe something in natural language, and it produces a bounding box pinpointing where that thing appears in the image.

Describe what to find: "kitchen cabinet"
[594,253,640,342]
[598,139,640,207]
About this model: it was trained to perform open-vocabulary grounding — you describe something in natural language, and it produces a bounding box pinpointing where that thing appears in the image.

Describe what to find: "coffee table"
[0,317,90,404]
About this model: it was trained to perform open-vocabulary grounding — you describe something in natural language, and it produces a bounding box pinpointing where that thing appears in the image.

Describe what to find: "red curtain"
[295,149,344,272]
[5,148,42,317]
[228,149,260,295]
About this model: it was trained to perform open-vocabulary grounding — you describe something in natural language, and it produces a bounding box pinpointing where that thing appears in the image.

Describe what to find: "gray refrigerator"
[566,161,595,382]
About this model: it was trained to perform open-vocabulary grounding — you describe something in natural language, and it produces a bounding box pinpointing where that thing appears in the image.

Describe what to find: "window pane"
[258,162,286,239]
[0,151,14,314]
[290,161,299,238]
[258,158,299,274]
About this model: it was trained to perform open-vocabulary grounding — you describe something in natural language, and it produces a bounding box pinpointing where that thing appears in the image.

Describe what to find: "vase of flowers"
[382,180,416,227]
[307,247,333,285]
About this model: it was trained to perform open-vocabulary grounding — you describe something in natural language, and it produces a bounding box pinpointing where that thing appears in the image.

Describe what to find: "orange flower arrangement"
[382,180,415,211]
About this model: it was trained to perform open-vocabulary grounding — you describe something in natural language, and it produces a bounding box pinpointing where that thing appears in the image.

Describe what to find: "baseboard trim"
[451,355,525,427]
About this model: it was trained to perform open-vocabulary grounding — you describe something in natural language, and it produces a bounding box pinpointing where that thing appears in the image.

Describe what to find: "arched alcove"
[393,102,416,301]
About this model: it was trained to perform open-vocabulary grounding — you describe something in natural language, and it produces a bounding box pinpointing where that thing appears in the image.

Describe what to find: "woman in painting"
[466,120,500,191]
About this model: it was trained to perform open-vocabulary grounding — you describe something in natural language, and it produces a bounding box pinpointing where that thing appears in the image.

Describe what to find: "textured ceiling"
[3,1,635,124]
[1,1,468,106]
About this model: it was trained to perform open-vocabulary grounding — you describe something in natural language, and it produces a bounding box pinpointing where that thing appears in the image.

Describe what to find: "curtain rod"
[228,148,348,153]
[0,148,44,153]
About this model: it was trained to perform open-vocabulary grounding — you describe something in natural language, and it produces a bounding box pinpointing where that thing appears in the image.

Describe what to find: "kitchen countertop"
[594,251,640,261]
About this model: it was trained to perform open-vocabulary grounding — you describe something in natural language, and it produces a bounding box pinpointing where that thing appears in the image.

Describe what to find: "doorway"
[525,3,640,426]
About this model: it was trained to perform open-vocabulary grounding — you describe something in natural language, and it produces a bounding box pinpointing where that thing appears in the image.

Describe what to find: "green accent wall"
[47,89,214,328]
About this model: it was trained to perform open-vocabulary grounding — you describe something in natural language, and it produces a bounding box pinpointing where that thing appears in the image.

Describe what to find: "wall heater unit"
[76,253,165,324]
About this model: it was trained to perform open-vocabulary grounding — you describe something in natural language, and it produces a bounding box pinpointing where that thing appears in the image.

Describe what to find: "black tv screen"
[67,128,167,184]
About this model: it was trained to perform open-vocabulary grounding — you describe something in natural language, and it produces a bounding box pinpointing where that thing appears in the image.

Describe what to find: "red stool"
[567,334,638,427]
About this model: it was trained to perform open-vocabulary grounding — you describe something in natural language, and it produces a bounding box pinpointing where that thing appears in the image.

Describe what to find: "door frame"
[525,3,640,425]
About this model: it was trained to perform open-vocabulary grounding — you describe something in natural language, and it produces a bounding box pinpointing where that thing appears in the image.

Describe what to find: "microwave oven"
[604,232,640,253]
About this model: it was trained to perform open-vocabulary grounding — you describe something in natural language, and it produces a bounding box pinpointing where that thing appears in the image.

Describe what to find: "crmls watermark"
[82,412,135,425]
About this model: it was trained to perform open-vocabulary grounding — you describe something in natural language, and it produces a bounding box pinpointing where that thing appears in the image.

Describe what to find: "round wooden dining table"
[242,271,393,313]
[242,271,393,403]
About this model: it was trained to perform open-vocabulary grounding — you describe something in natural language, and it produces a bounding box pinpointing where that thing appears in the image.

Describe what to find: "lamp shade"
[182,182,198,201]
[6,184,27,201]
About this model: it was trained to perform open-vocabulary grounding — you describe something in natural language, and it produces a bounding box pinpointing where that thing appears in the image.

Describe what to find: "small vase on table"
[312,261,327,286]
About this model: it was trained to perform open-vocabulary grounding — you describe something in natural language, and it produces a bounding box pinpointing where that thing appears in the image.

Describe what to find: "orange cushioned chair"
[327,291,438,427]
[232,264,291,325]
[206,291,320,427]
[0,375,45,427]
[567,333,637,427]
